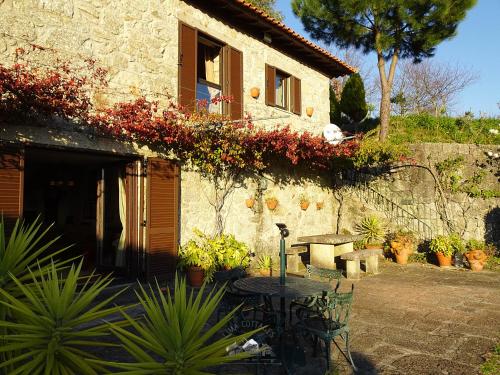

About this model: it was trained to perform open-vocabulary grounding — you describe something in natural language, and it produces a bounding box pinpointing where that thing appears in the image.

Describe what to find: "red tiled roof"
[234,0,357,75]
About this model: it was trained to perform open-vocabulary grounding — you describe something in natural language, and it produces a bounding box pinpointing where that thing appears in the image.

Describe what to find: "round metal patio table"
[233,276,330,299]
[233,277,331,374]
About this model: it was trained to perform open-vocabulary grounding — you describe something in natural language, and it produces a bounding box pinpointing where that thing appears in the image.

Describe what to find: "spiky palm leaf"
[0,217,71,302]
[0,260,128,375]
[106,275,263,374]
[0,217,73,373]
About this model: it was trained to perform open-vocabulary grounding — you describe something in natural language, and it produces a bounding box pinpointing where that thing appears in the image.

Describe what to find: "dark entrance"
[23,147,134,275]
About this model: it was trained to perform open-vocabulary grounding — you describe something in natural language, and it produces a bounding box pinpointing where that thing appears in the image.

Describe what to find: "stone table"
[296,234,363,270]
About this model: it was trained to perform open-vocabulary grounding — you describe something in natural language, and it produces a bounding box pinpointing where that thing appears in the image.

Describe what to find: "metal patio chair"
[295,284,356,372]
[289,264,342,324]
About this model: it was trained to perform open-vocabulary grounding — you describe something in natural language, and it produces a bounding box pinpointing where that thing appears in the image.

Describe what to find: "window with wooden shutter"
[265,64,276,106]
[145,158,179,281]
[225,46,243,120]
[178,22,197,112]
[0,146,24,232]
[291,76,302,115]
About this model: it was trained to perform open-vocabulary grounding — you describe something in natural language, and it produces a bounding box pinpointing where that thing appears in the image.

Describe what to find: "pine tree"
[292,0,477,141]
[340,73,367,123]
[329,86,342,124]
[247,0,283,20]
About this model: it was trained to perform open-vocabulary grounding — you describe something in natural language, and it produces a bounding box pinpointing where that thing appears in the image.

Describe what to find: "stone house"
[0,0,354,279]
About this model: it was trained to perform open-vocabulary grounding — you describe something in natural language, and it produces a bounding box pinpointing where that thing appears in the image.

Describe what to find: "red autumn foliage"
[0,52,359,173]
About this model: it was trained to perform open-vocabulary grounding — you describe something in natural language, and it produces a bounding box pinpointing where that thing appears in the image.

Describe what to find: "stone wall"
[180,170,338,254]
[0,0,332,133]
[335,143,500,245]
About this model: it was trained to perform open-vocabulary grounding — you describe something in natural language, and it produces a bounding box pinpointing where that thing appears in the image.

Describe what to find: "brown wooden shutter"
[178,22,197,112]
[0,145,24,231]
[227,47,243,120]
[265,64,276,106]
[145,158,179,281]
[291,76,302,115]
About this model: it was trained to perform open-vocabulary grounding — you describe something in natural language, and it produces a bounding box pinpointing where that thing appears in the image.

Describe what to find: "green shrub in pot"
[355,216,386,248]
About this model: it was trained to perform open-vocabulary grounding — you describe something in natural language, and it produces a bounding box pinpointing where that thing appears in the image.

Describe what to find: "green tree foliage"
[329,85,342,124]
[292,0,477,141]
[247,0,283,20]
[340,73,368,123]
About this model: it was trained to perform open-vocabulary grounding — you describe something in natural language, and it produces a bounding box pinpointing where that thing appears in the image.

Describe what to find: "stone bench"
[340,249,383,279]
[285,245,308,273]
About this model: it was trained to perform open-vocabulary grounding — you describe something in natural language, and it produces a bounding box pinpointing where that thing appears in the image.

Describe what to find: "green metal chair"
[295,285,356,372]
[289,264,342,324]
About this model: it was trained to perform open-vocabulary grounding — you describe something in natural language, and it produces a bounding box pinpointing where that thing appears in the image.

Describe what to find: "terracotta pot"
[245,198,255,208]
[187,266,205,287]
[259,269,271,277]
[316,202,324,210]
[465,250,487,271]
[300,201,310,211]
[306,107,314,117]
[395,251,409,265]
[250,87,260,99]
[265,199,278,211]
[436,252,452,267]
[468,260,484,272]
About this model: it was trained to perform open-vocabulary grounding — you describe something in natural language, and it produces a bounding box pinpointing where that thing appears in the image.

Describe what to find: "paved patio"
[332,261,500,374]
[92,261,499,374]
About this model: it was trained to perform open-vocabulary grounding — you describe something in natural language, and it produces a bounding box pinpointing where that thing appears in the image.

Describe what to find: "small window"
[275,71,289,109]
[266,64,301,115]
[197,36,222,113]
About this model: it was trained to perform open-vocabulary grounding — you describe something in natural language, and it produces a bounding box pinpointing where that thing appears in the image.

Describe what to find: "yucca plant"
[0,217,71,306]
[106,275,263,374]
[0,260,129,375]
[0,217,73,371]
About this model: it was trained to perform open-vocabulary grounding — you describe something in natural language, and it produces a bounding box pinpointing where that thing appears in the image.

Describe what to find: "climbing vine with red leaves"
[0,49,359,174]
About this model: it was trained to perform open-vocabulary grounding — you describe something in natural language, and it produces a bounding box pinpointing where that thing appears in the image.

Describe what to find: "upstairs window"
[275,70,289,109]
[266,64,301,115]
[178,22,243,120]
[197,36,222,113]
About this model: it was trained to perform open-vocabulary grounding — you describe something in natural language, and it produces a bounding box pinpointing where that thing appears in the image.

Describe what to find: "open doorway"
[23,147,134,275]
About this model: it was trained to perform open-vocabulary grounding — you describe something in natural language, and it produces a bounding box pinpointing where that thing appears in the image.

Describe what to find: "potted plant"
[449,233,466,267]
[429,235,454,267]
[299,193,310,211]
[178,230,216,287]
[257,255,273,276]
[465,239,488,271]
[245,196,255,208]
[212,233,252,277]
[265,194,278,211]
[390,230,415,265]
[356,216,386,250]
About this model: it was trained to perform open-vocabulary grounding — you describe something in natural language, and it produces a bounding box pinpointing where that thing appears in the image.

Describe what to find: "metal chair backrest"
[322,284,354,331]
[306,264,342,282]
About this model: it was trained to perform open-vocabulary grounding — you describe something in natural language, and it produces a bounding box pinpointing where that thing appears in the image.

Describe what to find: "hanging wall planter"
[316,202,324,210]
[306,107,314,117]
[299,194,310,211]
[245,197,255,208]
[265,197,278,211]
[250,87,260,99]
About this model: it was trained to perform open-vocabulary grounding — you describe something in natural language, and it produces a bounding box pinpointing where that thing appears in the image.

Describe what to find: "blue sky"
[276,0,500,117]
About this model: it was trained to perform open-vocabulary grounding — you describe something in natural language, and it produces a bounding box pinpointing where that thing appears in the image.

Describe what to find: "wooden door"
[145,158,179,281]
[0,145,24,231]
